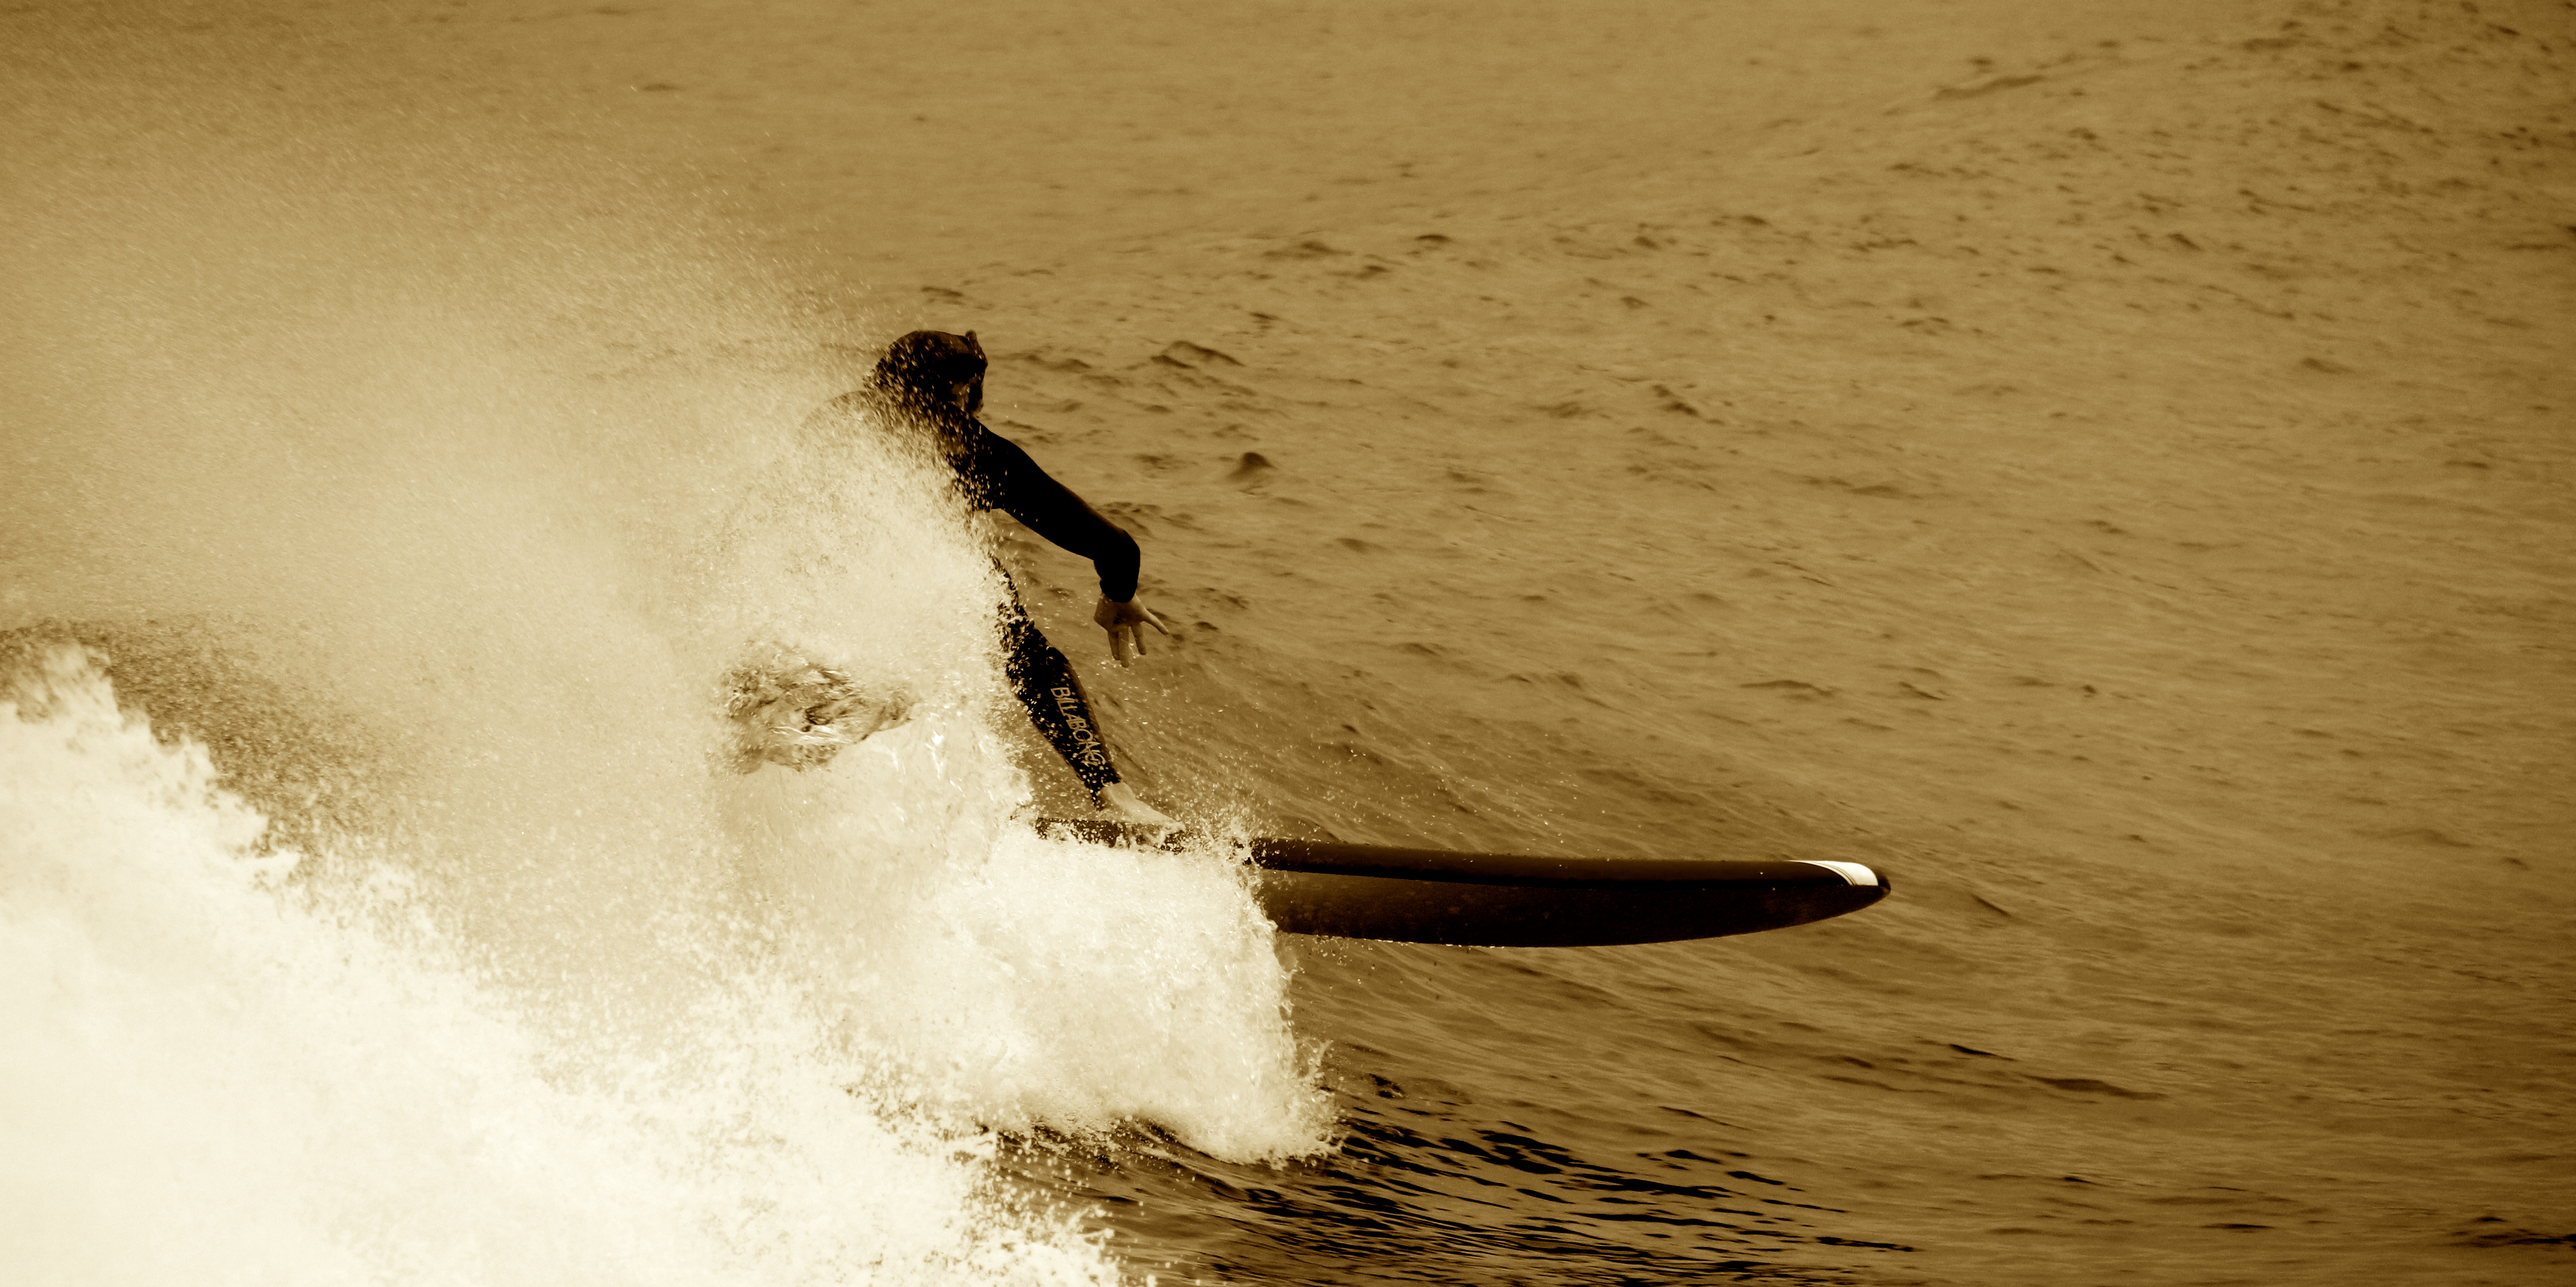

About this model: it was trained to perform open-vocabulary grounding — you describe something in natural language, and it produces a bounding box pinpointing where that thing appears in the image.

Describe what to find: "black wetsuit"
[943,418,1137,795]
[817,388,1137,794]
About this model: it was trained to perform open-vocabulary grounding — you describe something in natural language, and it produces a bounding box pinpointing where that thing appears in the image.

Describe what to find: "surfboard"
[1039,820,1891,948]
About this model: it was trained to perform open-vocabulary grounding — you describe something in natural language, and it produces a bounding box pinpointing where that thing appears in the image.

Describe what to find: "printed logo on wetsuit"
[1051,686,1108,765]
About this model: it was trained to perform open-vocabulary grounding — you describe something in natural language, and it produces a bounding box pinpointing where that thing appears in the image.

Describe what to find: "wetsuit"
[814,385,1137,794]
[943,418,1137,795]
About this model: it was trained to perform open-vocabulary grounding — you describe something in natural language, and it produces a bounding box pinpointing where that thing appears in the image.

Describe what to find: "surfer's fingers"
[1142,606,1172,635]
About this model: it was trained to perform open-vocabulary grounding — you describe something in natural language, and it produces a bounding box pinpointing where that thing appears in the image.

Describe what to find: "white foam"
[0,59,1337,1273]
[718,714,1336,1161]
[0,650,1137,1286]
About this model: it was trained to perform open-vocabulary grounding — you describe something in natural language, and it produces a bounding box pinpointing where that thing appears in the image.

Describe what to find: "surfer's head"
[872,329,985,418]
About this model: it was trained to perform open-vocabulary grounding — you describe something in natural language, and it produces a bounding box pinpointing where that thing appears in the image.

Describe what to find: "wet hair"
[871,329,986,416]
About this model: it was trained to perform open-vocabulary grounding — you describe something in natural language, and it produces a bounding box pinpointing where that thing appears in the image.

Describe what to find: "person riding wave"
[814,329,1175,826]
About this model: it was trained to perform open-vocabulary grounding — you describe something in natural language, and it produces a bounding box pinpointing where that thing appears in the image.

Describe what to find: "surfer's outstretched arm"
[969,432,1170,665]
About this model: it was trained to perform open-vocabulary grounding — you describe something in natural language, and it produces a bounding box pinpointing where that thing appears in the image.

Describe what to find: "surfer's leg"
[998,589,1121,794]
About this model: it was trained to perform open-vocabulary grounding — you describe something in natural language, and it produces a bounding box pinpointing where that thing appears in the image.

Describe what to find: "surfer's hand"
[1092,595,1169,665]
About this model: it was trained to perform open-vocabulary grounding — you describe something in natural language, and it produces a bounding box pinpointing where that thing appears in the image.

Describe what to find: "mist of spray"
[1,11,1331,1282]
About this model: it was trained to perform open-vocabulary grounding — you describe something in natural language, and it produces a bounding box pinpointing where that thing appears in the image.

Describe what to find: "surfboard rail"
[1038,819,1891,948]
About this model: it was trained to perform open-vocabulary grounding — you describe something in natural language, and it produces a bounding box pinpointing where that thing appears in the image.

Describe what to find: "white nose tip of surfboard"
[1796,860,1883,887]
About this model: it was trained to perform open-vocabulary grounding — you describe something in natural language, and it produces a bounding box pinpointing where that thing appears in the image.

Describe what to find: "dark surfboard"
[1039,820,1891,948]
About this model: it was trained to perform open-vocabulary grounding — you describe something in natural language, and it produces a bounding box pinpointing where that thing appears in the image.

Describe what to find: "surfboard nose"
[1795,859,1887,889]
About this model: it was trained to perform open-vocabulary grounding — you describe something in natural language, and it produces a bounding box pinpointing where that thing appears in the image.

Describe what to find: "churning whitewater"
[0,474,1330,1284]
[0,46,1330,1273]
[1,647,1112,1287]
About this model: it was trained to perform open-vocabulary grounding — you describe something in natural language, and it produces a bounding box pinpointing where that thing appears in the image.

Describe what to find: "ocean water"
[4,1,2571,1284]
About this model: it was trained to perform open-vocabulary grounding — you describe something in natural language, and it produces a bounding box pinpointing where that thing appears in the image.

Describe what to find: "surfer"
[814,329,1175,826]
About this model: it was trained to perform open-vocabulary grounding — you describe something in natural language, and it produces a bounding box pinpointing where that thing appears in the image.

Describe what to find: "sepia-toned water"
[4,1,2570,1284]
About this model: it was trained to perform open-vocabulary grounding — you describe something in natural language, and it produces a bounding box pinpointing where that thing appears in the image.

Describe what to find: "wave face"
[0,17,1330,1282]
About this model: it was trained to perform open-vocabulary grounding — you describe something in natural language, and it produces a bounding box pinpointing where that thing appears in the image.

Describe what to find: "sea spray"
[0,647,1124,1286]
[704,393,1336,1161]
[2,12,1334,1279]
[722,713,1333,1160]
